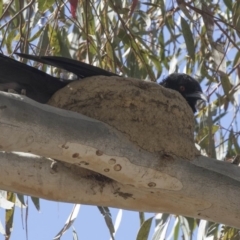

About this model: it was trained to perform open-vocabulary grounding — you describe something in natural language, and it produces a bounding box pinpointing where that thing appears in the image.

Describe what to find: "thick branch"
[1,152,240,229]
[1,79,240,228]
[0,92,181,190]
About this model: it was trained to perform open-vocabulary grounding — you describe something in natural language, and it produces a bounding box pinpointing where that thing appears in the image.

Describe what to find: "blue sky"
[0,199,155,240]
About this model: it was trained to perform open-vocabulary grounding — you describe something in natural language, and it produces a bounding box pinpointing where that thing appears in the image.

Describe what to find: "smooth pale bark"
[0,91,240,228]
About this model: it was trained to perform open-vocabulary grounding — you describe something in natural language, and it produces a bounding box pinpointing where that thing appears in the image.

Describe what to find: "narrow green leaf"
[54,204,80,239]
[179,216,190,239]
[220,74,233,100]
[234,16,240,38]
[139,212,145,226]
[5,192,16,239]
[16,194,25,206]
[38,0,55,12]
[231,131,240,153]
[185,216,197,236]
[136,216,153,240]
[36,25,49,55]
[233,2,240,28]
[206,222,220,237]
[173,218,180,240]
[232,51,240,68]
[14,0,20,12]
[28,27,44,42]
[48,25,61,56]
[152,214,170,240]
[6,29,16,53]
[31,197,40,211]
[97,206,115,240]
[0,0,3,16]
[202,3,214,43]
[181,17,195,60]
[223,0,232,10]
[72,227,78,240]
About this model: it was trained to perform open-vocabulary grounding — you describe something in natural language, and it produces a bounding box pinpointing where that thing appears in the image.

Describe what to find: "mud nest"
[48,76,198,159]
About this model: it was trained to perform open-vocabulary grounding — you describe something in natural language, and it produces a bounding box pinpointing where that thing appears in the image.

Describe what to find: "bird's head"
[160,73,207,113]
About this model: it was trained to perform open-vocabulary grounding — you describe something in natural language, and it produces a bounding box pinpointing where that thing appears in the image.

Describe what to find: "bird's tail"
[16,53,118,78]
[0,53,70,103]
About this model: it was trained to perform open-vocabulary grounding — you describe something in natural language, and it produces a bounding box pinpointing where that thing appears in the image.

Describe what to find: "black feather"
[16,53,118,78]
[0,53,69,103]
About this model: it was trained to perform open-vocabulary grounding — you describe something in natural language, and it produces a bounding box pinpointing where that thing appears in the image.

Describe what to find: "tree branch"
[1,151,240,228]
[0,91,181,190]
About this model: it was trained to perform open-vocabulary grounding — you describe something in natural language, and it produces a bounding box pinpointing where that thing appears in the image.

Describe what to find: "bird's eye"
[179,86,185,92]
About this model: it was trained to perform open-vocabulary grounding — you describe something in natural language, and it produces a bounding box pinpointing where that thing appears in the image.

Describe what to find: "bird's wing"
[16,53,118,78]
[0,53,69,103]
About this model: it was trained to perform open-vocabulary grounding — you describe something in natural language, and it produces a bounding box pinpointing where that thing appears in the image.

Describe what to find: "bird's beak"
[185,92,207,102]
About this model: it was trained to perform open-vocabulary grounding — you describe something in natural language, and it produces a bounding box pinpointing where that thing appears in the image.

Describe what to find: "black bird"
[160,73,206,113]
[0,53,206,112]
